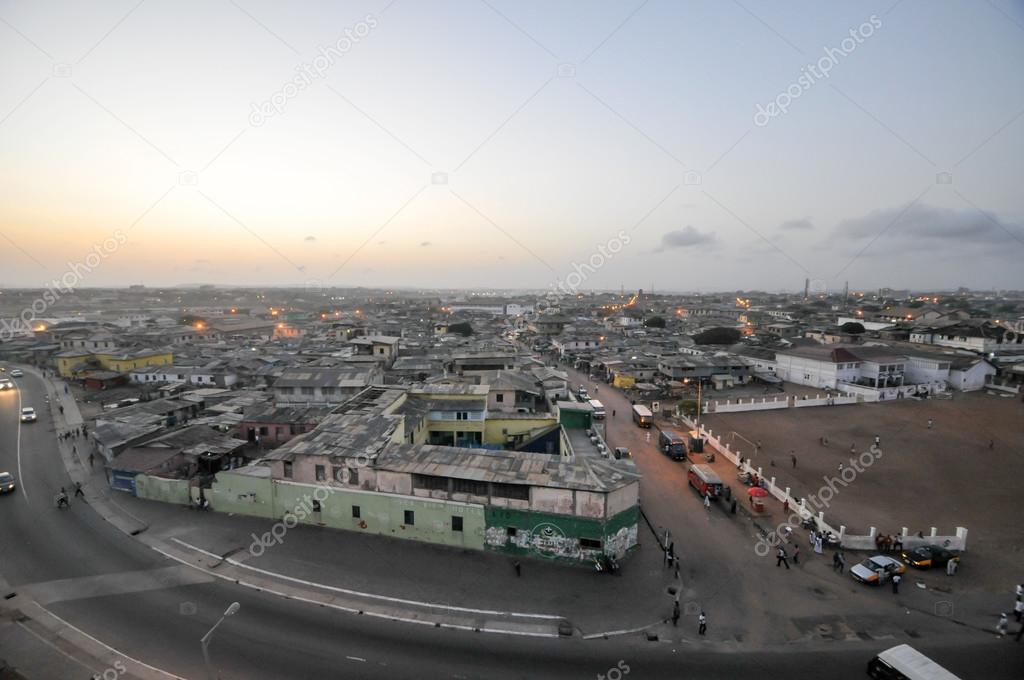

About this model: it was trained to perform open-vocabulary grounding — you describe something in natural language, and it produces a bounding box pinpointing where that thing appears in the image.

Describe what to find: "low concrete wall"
[134,474,191,505]
[706,392,858,413]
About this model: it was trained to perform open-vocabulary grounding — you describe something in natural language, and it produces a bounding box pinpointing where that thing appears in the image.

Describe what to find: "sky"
[1,0,1022,293]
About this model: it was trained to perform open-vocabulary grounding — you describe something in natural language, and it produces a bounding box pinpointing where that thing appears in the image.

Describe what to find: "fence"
[705,392,858,413]
[675,414,967,551]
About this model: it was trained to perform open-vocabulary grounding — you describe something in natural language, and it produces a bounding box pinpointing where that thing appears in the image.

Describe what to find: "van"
[657,429,687,460]
[866,644,961,680]
[688,464,723,498]
[588,399,606,419]
[631,405,652,427]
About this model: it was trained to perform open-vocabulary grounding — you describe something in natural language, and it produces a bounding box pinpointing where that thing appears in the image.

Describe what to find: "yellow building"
[53,348,173,378]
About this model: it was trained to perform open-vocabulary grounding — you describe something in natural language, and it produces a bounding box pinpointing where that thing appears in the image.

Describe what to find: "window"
[315,465,326,482]
[413,474,449,492]
[452,478,488,496]
[301,387,314,396]
[276,426,284,438]
[495,393,504,403]
[491,483,529,500]
[456,411,468,420]
[312,500,322,513]
[348,467,359,485]
[333,466,345,483]
[404,510,415,526]
[452,516,463,532]
[283,461,293,479]
[259,426,269,436]
[579,537,602,550]
[352,505,361,518]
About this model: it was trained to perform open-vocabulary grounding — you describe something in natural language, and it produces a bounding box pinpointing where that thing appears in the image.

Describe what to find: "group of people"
[995,584,1024,640]
[58,424,86,441]
[669,601,706,636]
[55,482,85,508]
[874,532,904,554]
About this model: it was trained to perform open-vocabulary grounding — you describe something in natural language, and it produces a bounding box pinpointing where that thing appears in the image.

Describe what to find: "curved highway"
[0,368,1018,679]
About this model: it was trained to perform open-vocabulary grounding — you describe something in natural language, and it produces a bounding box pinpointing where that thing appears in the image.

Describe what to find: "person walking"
[793,545,800,565]
[698,611,707,636]
[1014,599,1024,623]
[703,493,711,510]
[791,454,797,468]
[783,499,789,514]
[997,613,1009,637]
[672,601,680,627]
[946,558,957,576]
[74,482,84,499]
[612,410,616,418]
[837,462,844,474]
[989,438,995,450]
[776,546,790,569]
[88,452,95,468]
[892,573,901,594]
[58,404,64,415]
[850,443,856,454]
[927,418,933,429]
[874,435,880,447]
[837,551,846,573]
[513,560,521,577]
[814,534,824,555]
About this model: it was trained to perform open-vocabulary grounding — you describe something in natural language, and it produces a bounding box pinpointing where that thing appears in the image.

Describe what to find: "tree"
[448,321,473,336]
[839,322,865,334]
[644,316,666,328]
[692,327,741,345]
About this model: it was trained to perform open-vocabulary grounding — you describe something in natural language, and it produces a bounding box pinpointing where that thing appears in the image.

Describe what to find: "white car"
[850,555,906,585]
[9,369,23,378]
[20,407,37,423]
[0,378,13,390]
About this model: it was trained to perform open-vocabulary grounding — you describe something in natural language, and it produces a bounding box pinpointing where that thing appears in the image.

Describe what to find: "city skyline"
[2,1,1022,291]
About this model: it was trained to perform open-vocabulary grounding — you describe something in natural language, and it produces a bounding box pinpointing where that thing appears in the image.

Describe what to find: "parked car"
[900,546,960,570]
[20,407,37,422]
[613,447,631,460]
[9,369,23,378]
[0,472,15,494]
[851,555,906,585]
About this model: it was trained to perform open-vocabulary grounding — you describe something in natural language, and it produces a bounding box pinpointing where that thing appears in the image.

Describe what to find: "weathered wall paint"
[484,505,639,561]
[134,474,191,505]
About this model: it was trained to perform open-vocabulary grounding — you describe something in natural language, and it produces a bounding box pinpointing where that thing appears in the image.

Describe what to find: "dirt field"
[701,389,1024,589]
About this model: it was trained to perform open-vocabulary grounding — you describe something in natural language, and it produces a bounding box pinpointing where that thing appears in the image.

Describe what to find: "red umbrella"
[747,487,769,498]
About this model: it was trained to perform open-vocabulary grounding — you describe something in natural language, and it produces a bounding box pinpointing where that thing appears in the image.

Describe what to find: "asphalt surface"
[1,365,1021,679]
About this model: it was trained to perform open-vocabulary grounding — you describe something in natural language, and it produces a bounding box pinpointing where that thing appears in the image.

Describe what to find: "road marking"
[346,656,366,662]
[151,546,560,638]
[26,603,189,679]
[15,378,27,502]
[170,537,564,620]
[21,565,214,606]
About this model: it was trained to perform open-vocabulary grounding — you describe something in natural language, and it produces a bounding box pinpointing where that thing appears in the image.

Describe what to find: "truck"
[657,427,688,460]
[631,404,652,428]
[588,399,606,419]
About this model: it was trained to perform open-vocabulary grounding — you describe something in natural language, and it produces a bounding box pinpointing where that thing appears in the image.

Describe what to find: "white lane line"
[35,606,190,679]
[151,546,559,639]
[170,537,564,620]
[346,656,366,662]
[15,379,27,502]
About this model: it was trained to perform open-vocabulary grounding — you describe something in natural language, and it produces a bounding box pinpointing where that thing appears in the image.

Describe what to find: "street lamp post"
[201,602,240,680]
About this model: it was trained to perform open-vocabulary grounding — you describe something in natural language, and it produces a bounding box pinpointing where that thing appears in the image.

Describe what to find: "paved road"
[1,366,1021,679]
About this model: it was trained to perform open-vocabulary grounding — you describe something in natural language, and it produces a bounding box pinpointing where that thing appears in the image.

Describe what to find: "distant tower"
[844,281,849,305]
[804,278,810,300]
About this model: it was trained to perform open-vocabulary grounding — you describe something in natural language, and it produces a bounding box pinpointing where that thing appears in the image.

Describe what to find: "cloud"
[304,236,316,242]
[420,241,431,247]
[659,226,715,249]
[836,203,1023,248]
[779,218,814,231]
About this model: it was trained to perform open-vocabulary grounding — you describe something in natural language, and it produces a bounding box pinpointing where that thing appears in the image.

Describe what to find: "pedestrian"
[989,439,994,450]
[927,419,933,429]
[837,552,846,573]
[72,445,76,455]
[674,559,680,580]
[874,435,880,447]
[58,405,64,415]
[672,601,680,627]
[612,410,616,417]
[850,443,856,454]
[892,573,901,594]
[74,482,84,498]
[893,534,903,552]
[776,546,790,569]
[668,542,676,567]
[1017,584,1023,601]
[837,462,844,474]
[513,560,521,577]
[698,611,707,636]
[64,385,68,394]
[945,558,957,576]
[791,454,796,468]
[783,499,789,514]
[1015,599,1024,623]
[645,432,650,443]
[832,551,841,572]
[809,529,816,547]
[997,613,1009,637]
[793,545,800,564]
[703,493,710,510]
[88,452,95,468]
[814,534,824,555]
